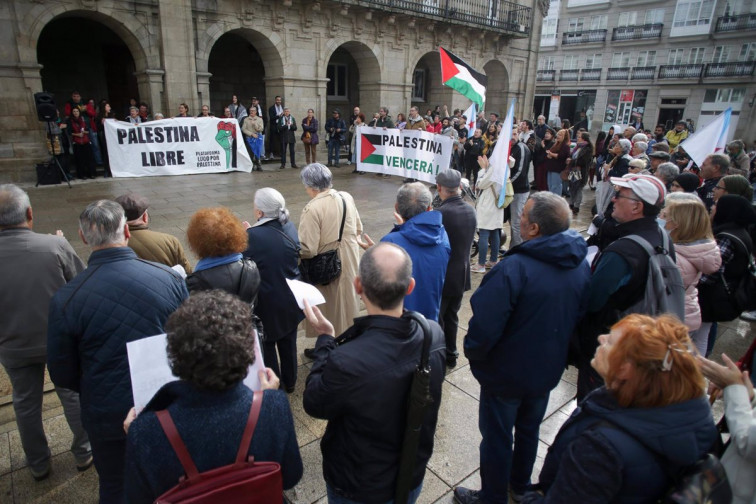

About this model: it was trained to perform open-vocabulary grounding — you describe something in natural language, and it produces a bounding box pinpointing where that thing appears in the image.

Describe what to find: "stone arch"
[196,26,285,78]
[322,40,382,117]
[483,59,510,119]
[410,51,453,114]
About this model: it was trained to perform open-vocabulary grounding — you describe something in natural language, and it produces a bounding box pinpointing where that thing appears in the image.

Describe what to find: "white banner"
[104,117,253,177]
[355,127,453,184]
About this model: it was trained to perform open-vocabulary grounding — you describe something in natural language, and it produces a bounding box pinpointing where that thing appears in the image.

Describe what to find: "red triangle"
[439,47,460,83]
[468,118,475,131]
[360,134,376,162]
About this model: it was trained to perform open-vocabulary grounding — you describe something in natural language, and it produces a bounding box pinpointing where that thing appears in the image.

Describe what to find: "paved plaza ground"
[0,165,751,503]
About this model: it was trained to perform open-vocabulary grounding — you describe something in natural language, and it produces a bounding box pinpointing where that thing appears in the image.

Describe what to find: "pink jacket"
[675,239,722,331]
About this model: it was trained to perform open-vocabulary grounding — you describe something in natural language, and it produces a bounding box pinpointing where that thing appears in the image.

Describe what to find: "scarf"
[194,253,242,273]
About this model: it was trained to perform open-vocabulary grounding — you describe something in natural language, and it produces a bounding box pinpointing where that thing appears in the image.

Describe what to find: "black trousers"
[438,293,463,358]
[280,139,296,167]
[263,329,298,389]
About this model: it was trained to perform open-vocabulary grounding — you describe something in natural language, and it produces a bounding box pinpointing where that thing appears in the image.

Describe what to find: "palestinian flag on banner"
[360,133,384,165]
[439,47,487,109]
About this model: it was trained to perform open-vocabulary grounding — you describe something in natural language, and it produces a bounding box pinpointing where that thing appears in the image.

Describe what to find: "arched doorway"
[37,16,139,119]
[208,32,267,116]
[411,52,453,116]
[483,60,509,119]
[324,41,381,118]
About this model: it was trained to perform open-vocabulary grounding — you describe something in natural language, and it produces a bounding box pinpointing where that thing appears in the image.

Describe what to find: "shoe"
[76,455,94,472]
[472,265,486,273]
[446,354,458,368]
[279,165,285,170]
[510,488,525,503]
[303,347,317,359]
[453,487,482,503]
[30,461,51,481]
[291,165,299,169]
[740,310,756,322]
[358,171,366,174]
[484,261,498,269]
[352,169,358,173]
[382,174,390,178]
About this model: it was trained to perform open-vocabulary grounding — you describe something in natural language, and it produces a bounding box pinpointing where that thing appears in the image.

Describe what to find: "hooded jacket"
[465,230,590,396]
[523,387,717,504]
[381,211,451,321]
[673,239,721,331]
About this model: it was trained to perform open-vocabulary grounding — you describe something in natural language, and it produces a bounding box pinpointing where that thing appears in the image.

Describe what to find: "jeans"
[478,228,501,265]
[547,171,563,196]
[479,389,550,502]
[90,436,126,503]
[5,363,91,472]
[690,322,712,357]
[263,329,298,390]
[509,193,529,247]
[328,140,342,165]
[89,128,103,165]
[326,482,422,504]
[439,294,463,359]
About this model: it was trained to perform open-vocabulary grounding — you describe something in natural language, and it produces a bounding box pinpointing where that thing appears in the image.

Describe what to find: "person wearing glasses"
[697,154,729,212]
[574,173,679,400]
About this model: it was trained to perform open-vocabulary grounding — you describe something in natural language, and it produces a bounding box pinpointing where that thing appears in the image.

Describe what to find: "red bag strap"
[236,390,263,463]
[156,409,200,480]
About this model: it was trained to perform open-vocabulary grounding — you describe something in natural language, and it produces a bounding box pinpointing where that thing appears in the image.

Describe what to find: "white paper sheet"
[127,330,265,414]
[586,245,599,266]
[286,278,326,310]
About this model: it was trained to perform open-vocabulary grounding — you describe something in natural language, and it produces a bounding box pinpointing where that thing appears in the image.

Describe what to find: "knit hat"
[673,172,700,193]
[722,175,754,201]
[610,173,666,207]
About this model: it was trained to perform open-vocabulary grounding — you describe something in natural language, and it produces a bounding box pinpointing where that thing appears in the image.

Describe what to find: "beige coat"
[299,189,363,337]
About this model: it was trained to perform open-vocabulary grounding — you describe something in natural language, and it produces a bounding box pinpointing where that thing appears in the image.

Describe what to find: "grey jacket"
[0,227,84,367]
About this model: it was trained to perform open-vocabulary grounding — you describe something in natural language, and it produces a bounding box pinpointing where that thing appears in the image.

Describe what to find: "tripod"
[37,121,72,188]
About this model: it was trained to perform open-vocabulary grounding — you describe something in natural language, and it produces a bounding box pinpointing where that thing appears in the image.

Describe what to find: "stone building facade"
[534,0,755,142]
[0,0,543,182]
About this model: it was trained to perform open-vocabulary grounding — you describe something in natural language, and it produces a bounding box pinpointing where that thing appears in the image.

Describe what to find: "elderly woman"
[242,106,264,171]
[714,174,753,203]
[654,162,681,192]
[298,163,362,354]
[243,188,304,393]
[185,207,261,308]
[124,290,303,503]
[522,314,717,504]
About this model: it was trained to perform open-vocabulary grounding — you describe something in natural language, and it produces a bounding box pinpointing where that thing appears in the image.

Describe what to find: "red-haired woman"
[521,314,717,504]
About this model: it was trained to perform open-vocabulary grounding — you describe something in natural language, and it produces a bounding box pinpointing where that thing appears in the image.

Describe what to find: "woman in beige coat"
[298,163,363,348]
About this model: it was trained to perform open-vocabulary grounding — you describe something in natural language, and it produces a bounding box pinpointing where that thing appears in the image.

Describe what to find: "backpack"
[618,232,686,322]
[153,391,282,503]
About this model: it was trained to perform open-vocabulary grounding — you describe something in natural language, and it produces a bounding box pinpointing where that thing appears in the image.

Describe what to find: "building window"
[412,69,426,102]
[541,17,558,44]
[585,53,602,69]
[612,52,632,67]
[636,51,657,66]
[723,0,756,16]
[568,17,584,31]
[712,45,731,63]
[688,47,706,64]
[327,64,347,98]
[538,56,556,70]
[567,15,606,31]
[705,88,746,103]
[738,43,755,61]
[667,48,684,65]
[618,11,638,27]
[590,15,608,29]
[644,9,665,24]
[564,55,579,70]
[672,0,716,28]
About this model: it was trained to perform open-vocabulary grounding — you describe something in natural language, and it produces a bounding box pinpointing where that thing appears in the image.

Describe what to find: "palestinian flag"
[360,133,384,165]
[439,47,487,109]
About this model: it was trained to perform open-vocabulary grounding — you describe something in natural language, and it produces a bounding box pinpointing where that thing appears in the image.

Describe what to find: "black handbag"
[300,195,346,286]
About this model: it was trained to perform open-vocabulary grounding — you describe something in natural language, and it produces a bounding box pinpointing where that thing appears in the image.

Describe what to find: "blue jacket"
[47,247,189,440]
[381,211,451,321]
[465,230,590,396]
[523,387,718,504]
[125,382,303,503]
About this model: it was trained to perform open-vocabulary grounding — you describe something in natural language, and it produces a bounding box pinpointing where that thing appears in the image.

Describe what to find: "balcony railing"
[704,61,755,77]
[607,67,630,80]
[338,0,532,35]
[537,69,556,82]
[631,66,656,79]
[562,29,608,45]
[580,68,602,81]
[612,23,663,41]
[658,64,704,79]
[715,13,756,32]
[560,69,580,81]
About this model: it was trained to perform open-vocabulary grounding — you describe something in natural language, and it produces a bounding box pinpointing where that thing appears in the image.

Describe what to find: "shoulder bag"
[300,195,346,286]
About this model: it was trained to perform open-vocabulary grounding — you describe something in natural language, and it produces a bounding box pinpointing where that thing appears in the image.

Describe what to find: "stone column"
[157,0,199,113]
[135,69,166,116]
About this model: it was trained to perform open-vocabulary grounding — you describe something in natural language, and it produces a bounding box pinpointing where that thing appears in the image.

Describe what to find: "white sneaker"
[740,310,756,322]
[472,265,486,273]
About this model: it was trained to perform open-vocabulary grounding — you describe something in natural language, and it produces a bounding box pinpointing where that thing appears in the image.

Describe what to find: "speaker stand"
[37,121,72,189]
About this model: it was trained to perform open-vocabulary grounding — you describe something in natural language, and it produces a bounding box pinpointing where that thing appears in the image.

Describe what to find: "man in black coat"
[267,95,284,159]
[435,169,476,367]
[303,243,446,503]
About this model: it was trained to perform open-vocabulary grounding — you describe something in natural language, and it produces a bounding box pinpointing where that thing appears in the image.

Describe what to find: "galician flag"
[462,103,476,138]
[489,99,516,207]
[678,108,731,168]
[439,47,487,109]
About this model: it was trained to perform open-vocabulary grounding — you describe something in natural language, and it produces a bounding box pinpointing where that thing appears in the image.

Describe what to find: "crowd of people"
[7,95,756,504]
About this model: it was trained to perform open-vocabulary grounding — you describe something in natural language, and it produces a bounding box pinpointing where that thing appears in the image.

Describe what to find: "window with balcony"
[738,42,755,61]
[723,0,756,16]
[668,49,684,65]
[645,9,665,24]
[636,51,657,66]
[538,57,556,70]
[712,45,732,63]
[688,47,706,64]
[618,12,639,27]
[585,53,602,69]
[612,52,632,67]
[568,15,607,31]
[704,88,746,103]
[671,0,715,36]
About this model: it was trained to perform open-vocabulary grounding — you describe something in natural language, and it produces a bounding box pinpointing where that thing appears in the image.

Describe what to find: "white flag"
[678,108,731,167]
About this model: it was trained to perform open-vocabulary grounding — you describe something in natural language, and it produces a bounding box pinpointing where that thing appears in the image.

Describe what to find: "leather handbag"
[300,195,347,286]
[154,391,282,503]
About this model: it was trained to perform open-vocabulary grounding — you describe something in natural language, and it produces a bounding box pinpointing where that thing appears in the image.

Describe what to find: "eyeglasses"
[713,185,726,191]
[612,190,641,203]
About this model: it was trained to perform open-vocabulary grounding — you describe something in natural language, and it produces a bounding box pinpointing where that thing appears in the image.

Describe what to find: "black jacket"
[186,258,261,309]
[437,195,477,296]
[303,314,446,503]
[243,220,304,341]
[510,140,532,194]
